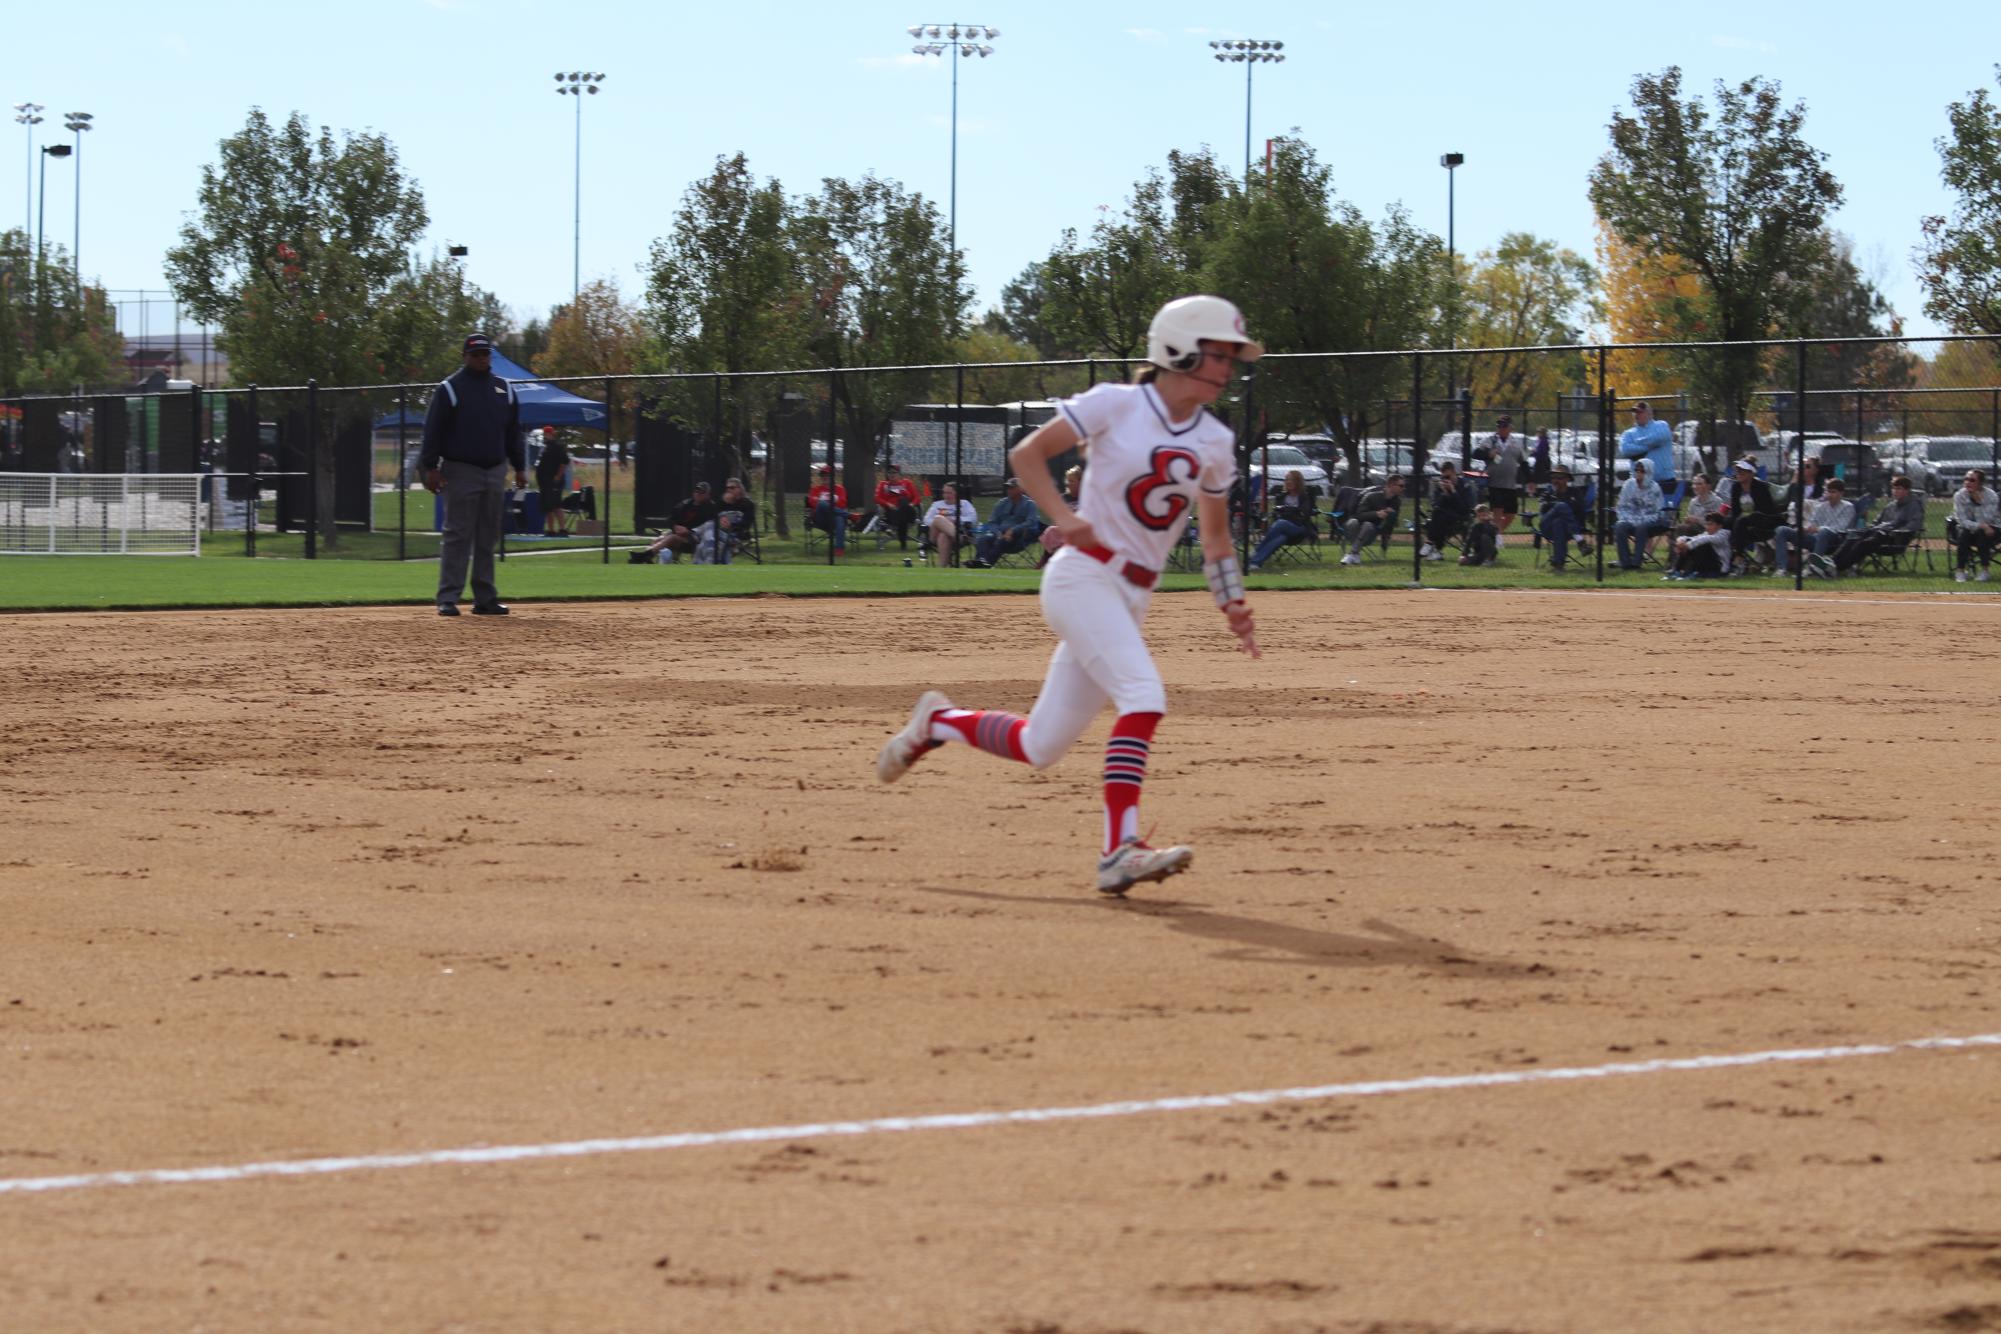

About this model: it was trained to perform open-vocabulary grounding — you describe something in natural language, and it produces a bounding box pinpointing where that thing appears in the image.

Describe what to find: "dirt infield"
[2,588,1998,1332]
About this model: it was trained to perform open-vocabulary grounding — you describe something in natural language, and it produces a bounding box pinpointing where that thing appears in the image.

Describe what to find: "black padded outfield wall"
[90,397,129,473]
[631,402,714,528]
[156,398,195,473]
[224,396,258,499]
[333,414,372,528]
[19,400,61,471]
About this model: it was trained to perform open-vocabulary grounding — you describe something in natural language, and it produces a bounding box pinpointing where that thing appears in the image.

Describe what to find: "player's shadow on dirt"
[916,887,1539,977]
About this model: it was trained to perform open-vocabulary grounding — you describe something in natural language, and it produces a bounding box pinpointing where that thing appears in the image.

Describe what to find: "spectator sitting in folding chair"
[695,477,757,564]
[632,482,717,563]
[1418,460,1475,562]
[921,483,977,563]
[1952,468,1999,582]
[871,463,920,550]
[1612,460,1668,570]
[1672,472,1726,538]
[967,477,1041,568]
[1724,457,1784,573]
[1338,474,1403,566]
[1535,466,1594,572]
[1667,509,1733,580]
[1774,476,1855,576]
[1826,474,1923,577]
[807,465,855,557]
[1248,469,1321,571]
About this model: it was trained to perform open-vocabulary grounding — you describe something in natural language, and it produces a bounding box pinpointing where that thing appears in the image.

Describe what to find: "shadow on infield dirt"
[916,886,1541,977]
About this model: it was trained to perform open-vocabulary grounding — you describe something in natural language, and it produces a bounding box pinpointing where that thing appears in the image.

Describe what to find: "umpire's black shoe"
[471,603,510,616]
[437,604,461,617]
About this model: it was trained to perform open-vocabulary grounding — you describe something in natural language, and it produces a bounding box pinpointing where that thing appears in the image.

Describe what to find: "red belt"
[1076,545,1159,589]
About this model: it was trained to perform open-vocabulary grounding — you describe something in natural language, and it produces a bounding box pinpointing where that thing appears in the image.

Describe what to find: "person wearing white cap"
[875,295,1263,897]
[1723,457,1782,574]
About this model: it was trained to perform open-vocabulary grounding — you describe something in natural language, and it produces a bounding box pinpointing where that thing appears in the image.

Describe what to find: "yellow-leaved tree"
[535,277,645,439]
[1595,220,1705,403]
[1455,232,1598,414]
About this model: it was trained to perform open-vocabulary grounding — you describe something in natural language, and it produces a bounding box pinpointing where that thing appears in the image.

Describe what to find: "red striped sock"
[1103,712,1161,854]
[930,709,1029,762]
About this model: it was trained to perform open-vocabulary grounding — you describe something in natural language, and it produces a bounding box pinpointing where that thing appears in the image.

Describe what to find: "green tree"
[368,252,506,383]
[795,171,968,503]
[508,315,549,368]
[1780,232,1911,428]
[956,324,1047,406]
[1918,66,2001,335]
[643,152,808,517]
[0,229,123,395]
[988,260,1058,356]
[1039,167,1196,363]
[1202,137,1445,473]
[164,109,431,545]
[164,109,429,388]
[1587,67,1843,423]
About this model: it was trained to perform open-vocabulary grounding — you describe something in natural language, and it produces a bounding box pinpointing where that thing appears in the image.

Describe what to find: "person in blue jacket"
[421,333,529,616]
[1618,400,1676,493]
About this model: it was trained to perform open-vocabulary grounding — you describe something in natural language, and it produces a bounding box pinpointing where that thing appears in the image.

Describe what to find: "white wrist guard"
[1204,555,1246,610]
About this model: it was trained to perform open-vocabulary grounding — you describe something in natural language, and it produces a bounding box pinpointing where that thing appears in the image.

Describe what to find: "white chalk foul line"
[4,1031,1996,1198]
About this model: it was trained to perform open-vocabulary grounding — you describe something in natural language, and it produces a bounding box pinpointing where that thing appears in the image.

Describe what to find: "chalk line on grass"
[2,1031,1995,1199]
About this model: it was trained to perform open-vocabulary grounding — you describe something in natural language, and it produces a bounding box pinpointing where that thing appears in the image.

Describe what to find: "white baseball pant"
[1020,546,1167,768]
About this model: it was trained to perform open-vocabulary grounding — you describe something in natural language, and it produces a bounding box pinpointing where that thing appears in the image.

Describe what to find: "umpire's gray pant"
[437,460,508,608]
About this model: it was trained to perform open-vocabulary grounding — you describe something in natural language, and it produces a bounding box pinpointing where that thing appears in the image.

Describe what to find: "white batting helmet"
[1146,295,1265,372]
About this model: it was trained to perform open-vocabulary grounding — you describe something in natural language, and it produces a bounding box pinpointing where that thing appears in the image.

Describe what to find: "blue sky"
[10,0,1999,346]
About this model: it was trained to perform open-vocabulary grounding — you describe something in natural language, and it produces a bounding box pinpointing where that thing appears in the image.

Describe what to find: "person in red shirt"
[808,464,850,555]
[873,463,920,550]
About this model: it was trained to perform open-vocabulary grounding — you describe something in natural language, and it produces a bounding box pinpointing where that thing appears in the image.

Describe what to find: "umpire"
[421,333,528,616]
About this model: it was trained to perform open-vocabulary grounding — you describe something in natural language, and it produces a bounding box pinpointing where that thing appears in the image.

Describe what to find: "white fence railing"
[0,474,203,556]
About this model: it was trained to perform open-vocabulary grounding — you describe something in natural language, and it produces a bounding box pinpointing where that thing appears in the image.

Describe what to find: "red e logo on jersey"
[1124,446,1202,530]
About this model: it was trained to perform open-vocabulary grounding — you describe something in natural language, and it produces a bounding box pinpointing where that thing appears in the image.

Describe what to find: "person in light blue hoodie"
[1618,400,1676,492]
[1612,460,1668,570]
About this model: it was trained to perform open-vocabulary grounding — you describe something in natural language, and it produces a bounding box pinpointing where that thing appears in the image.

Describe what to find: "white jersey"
[1056,381,1237,571]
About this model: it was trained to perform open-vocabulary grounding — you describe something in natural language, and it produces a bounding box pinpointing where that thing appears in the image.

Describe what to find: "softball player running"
[876,295,1263,895]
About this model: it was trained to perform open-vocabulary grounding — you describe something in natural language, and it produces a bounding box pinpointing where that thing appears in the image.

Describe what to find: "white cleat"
[1096,839,1193,896]
[877,690,952,783]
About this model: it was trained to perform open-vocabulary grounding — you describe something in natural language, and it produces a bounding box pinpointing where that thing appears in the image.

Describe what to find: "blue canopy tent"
[370,352,612,536]
[372,350,609,431]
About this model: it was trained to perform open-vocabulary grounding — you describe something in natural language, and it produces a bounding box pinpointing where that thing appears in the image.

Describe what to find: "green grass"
[2,533,1982,613]
[5,483,1986,611]
[237,484,1006,563]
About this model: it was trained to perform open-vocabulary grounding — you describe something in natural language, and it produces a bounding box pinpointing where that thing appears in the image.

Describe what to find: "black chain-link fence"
[3,333,1997,587]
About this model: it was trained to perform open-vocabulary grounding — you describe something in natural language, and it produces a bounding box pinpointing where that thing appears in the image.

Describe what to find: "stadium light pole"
[13,103,43,238]
[553,72,605,302]
[64,112,90,296]
[1440,152,1463,397]
[36,143,70,306]
[906,22,999,261]
[1210,39,1284,185]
